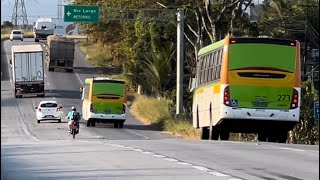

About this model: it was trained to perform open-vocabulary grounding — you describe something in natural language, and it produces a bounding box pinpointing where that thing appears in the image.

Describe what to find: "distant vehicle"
[10,44,45,98]
[81,77,127,128]
[33,18,54,42]
[10,30,23,41]
[191,36,301,143]
[46,35,75,72]
[35,101,62,123]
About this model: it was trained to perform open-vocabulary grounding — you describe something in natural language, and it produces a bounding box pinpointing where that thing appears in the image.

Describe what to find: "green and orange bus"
[192,36,301,142]
[81,77,127,128]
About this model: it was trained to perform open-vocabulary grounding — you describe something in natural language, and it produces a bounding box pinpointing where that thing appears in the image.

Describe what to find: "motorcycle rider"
[66,106,81,133]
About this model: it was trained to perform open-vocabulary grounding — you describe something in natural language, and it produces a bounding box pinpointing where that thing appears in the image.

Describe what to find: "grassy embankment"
[78,41,200,139]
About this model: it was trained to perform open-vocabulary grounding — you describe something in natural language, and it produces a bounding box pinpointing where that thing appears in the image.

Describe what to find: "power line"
[11,0,28,27]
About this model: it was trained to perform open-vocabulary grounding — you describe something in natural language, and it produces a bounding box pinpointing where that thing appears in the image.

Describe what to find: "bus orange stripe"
[221,36,230,84]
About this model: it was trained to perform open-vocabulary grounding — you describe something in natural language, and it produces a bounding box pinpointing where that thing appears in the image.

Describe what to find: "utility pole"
[176,8,184,116]
[104,7,184,115]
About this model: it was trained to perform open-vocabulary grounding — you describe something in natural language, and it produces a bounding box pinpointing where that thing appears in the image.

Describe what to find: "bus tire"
[86,120,91,127]
[278,131,288,143]
[219,130,230,140]
[258,132,267,142]
[91,121,96,127]
[119,122,124,128]
[211,126,219,140]
[200,127,209,140]
[114,122,119,128]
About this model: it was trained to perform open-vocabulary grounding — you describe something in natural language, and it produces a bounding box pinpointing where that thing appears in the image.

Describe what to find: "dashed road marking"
[164,158,178,162]
[75,72,83,85]
[279,147,305,152]
[192,165,210,171]
[153,154,166,158]
[208,171,229,177]
[83,141,241,180]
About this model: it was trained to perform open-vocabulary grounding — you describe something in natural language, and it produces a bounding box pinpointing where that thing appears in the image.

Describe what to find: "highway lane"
[1,38,319,180]
[2,38,178,141]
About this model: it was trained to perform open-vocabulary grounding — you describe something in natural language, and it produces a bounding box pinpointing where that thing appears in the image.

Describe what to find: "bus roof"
[198,36,298,57]
[198,38,225,56]
[229,37,297,46]
[85,77,125,84]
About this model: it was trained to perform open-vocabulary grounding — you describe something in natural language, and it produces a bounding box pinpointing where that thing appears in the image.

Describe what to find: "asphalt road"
[1,38,319,180]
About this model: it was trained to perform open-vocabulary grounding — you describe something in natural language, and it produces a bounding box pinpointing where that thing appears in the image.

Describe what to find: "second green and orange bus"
[192,36,301,142]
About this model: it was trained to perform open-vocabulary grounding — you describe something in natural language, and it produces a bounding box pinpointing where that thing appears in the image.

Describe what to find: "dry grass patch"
[78,42,113,67]
[130,94,200,139]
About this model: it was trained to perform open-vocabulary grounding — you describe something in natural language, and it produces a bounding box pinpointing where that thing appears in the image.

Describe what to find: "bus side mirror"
[9,59,12,65]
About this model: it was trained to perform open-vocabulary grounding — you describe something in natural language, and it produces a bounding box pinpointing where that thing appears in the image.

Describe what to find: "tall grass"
[78,42,113,67]
[130,94,199,139]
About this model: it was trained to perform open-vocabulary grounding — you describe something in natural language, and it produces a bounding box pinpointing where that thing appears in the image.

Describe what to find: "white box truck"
[10,44,45,98]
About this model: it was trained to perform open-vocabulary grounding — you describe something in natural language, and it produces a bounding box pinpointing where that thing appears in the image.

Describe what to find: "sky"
[1,0,68,24]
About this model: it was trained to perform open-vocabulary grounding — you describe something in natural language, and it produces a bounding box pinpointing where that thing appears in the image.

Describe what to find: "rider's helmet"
[71,106,76,111]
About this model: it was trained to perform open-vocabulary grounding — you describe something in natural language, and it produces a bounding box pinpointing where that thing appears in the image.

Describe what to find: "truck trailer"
[10,44,45,98]
[46,35,75,72]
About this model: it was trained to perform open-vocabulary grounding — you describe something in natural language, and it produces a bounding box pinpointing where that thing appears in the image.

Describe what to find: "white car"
[35,101,62,123]
[10,30,23,41]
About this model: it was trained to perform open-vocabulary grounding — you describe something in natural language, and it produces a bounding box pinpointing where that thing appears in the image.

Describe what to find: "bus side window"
[201,57,206,84]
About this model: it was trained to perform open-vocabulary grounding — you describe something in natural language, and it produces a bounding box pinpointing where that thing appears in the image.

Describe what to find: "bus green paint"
[229,85,293,109]
[229,44,296,72]
[93,82,125,96]
[92,81,125,114]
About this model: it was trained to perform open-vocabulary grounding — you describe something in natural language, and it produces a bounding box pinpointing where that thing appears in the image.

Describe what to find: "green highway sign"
[64,5,99,23]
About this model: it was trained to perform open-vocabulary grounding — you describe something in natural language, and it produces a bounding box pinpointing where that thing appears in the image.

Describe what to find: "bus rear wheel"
[200,127,209,140]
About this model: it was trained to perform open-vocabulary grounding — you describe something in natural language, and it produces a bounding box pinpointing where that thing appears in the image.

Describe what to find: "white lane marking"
[133,149,143,152]
[47,82,49,86]
[192,166,210,171]
[44,74,47,78]
[141,151,154,155]
[19,116,40,141]
[164,158,178,162]
[279,147,305,152]
[97,142,238,179]
[75,72,83,85]
[153,154,166,158]
[124,129,149,139]
[53,97,56,99]
[177,162,192,165]
[122,146,134,149]
[208,171,230,177]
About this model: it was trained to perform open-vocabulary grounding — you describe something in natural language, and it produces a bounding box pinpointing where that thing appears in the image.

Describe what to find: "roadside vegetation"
[1,25,34,39]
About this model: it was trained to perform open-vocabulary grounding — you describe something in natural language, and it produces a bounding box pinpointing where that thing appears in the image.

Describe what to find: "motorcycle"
[69,120,79,139]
